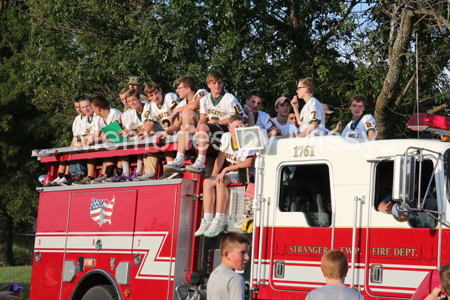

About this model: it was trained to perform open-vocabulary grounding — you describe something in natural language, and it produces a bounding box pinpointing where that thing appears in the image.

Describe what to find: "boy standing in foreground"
[306,249,364,300]
[341,95,376,141]
[424,263,450,300]
[291,77,325,137]
[207,232,251,300]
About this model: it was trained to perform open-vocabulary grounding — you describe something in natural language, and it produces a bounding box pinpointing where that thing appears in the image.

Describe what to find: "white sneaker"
[48,177,62,186]
[133,172,156,181]
[204,218,226,238]
[194,218,212,237]
[186,160,206,174]
[59,177,70,186]
[164,160,186,173]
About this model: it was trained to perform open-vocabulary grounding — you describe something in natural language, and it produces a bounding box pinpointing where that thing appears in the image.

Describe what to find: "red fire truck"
[30,113,450,299]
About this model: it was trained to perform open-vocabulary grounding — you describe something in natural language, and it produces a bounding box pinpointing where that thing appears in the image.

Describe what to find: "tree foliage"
[0,0,449,263]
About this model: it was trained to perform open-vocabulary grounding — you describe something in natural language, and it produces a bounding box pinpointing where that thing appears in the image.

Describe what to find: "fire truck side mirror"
[392,155,416,202]
[235,126,268,151]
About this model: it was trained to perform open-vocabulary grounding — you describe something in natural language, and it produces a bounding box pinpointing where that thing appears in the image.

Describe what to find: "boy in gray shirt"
[306,249,364,300]
[207,232,251,300]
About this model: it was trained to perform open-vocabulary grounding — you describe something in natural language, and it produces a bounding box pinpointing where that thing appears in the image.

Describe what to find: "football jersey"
[199,92,247,121]
[220,132,256,167]
[342,114,376,140]
[298,97,325,136]
[94,108,123,132]
[123,102,150,131]
[72,115,83,138]
[148,93,179,130]
[176,89,209,110]
[254,111,276,131]
[79,114,97,136]
[272,118,299,135]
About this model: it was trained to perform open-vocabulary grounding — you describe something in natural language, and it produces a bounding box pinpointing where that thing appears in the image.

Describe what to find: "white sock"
[215,213,225,222]
[175,152,185,162]
[137,161,144,174]
[122,162,130,177]
[197,155,206,165]
[204,213,213,221]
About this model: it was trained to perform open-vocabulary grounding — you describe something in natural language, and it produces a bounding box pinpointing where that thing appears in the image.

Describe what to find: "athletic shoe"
[112,173,128,182]
[91,174,108,184]
[204,218,226,238]
[72,174,83,184]
[132,172,156,181]
[158,172,182,180]
[73,177,92,185]
[59,177,70,186]
[128,172,141,180]
[164,160,186,173]
[103,173,119,183]
[186,161,206,174]
[47,177,63,186]
[194,219,212,237]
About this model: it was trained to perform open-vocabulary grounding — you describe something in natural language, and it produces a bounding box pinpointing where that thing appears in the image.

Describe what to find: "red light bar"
[406,113,450,135]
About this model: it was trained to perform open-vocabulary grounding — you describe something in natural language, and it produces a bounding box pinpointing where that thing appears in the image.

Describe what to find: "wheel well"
[70,270,121,300]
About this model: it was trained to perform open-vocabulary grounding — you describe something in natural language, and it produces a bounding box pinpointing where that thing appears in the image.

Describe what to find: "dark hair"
[247,91,263,101]
[144,82,161,97]
[349,95,367,108]
[74,96,83,103]
[207,71,223,83]
[176,75,197,93]
[440,263,450,294]
[91,95,109,109]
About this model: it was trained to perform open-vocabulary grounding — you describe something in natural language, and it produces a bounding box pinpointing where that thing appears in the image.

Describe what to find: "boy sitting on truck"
[291,77,326,137]
[306,249,364,300]
[48,96,86,186]
[194,116,255,238]
[341,95,376,141]
[271,97,299,136]
[163,76,208,173]
[170,71,248,175]
[244,91,278,137]
[207,232,251,300]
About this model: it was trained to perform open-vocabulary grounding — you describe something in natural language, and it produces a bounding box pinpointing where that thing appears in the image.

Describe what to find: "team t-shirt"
[220,132,256,167]
[341,114,376,140]
[123,102,154,132]
[93,108,123,132]
[272,118,299,136]
[79,114,97,137]
[199,92,247,121]
[72,115,83,138]
[176,89,209,110]
[298,97,325,136]
[254,111,276,131]
[306,284,365,300]
[147,93,179,130]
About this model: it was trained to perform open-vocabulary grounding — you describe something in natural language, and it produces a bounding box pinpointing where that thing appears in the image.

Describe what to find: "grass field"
[0,266,32,300]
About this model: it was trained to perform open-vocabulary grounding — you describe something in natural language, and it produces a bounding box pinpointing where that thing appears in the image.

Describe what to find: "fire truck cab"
[30,113,450,300]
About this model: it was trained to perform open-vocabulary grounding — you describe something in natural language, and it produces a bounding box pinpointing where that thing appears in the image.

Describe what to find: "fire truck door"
[67,190,138,254]
[269,163,333,291]
[366,160,440,298]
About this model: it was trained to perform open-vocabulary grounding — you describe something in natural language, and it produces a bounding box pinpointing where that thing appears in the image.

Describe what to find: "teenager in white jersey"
[291,77,325,137]
[244,91,278,137]
[73,97,99,185]
[341,95,376,141]
[89,95,123,184]
[137,82,180,179]
[185,71,247,174]
[103,89,152,183]
[322,103,341,136]
[48,97,86,186]
[272,97,299,136]
[164,75,209,174]
[194,116,256,238]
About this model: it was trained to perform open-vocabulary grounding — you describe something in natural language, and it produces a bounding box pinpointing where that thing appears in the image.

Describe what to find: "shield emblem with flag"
[90,196,116,227]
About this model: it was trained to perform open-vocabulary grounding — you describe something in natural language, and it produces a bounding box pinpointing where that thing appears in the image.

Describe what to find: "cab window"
[279,164,331,227]
[374,160,437,229]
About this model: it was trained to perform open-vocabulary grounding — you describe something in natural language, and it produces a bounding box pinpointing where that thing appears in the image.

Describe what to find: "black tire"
[81,285,118,300]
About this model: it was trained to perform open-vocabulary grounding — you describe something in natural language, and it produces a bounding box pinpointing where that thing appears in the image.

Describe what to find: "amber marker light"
[442,136,449,142]
[124,289,130,297]
[84,258,96,268]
